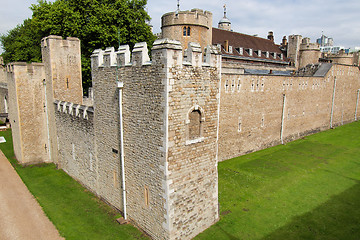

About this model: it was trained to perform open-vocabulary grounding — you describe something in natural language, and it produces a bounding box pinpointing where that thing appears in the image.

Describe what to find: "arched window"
[189,110,201,140]
[183,26,191,36]
[183,27,187,36]
[186,105,205,145]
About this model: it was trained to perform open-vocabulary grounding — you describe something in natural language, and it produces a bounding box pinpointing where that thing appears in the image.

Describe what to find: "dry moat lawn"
[1,121,359,240]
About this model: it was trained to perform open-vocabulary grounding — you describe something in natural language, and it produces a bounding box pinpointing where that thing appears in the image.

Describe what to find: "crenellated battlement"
[91,38,221,70]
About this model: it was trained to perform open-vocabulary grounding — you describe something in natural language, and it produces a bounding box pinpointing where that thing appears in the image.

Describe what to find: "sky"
[1,0,360,53]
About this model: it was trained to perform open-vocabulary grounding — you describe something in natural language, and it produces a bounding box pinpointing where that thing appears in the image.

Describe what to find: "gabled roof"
[212,28,289,64]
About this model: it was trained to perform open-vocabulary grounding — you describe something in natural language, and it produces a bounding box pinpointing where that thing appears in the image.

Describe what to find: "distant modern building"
[320,46,347,54]
[349,47,360,53]
[317,34,350,54]
[317,34,334,47]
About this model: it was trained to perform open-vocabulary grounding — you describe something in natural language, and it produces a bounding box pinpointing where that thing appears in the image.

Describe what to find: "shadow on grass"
[262,182,360,240]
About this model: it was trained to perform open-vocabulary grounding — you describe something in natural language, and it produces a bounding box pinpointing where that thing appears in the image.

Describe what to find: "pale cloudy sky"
[1,0,360,53]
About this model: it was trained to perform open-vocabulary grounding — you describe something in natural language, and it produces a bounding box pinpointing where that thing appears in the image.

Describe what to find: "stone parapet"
[91,38,221,70]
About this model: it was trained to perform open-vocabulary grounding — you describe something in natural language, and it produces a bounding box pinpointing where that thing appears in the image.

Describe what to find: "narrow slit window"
[189,110,201,140]
[144,186,150,207]
[238,117,242,132]
[187,27,191,36]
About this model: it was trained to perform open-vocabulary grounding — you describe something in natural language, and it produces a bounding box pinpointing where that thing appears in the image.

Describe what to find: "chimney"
[267,31,274,42]
[224,40,229,52]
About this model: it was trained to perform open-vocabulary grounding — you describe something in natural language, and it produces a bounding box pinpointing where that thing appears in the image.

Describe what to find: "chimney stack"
[267,31,274,42]
[224,40,229,52]
[282,36,287,47]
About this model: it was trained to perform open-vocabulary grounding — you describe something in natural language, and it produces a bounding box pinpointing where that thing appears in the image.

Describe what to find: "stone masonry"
[6,63,49,164]
[42,36,83,165]
[86,39,221,239]
[5,36,83,165]
[161,9,213,53]
[0,61,8,122]
[219,63,360,161]
[4,7,360,240]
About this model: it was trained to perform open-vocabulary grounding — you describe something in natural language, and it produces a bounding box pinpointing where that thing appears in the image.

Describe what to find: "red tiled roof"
[212,28,289,63]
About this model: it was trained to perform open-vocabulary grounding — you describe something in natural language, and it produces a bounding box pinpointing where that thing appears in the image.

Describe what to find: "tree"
[1,0,156,92]
[0,18,42,64]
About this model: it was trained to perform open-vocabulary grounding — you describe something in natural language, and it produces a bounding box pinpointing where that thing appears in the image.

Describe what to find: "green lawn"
[0,121,359,240]
[0,129,148,240]
[196,121,360,240]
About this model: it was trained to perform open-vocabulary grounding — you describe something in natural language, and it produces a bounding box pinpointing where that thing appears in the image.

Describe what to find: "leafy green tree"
[1,0,155,92]
[0,19,42,64]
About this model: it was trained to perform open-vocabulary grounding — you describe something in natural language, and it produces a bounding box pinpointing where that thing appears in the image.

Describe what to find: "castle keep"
[2,7,360,240]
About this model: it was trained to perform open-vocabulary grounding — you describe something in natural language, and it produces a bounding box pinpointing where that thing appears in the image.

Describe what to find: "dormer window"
[258,50,261,57]
[239,47,243,55]
[266,51,270,58]
[229,46,233,54]
[245,48,253,56]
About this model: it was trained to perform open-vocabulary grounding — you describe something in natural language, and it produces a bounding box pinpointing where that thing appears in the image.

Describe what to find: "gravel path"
[0,151,64,240]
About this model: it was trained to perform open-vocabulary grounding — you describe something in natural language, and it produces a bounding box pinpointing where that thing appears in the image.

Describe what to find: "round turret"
[218,5,231,31]
[161,8,213,51]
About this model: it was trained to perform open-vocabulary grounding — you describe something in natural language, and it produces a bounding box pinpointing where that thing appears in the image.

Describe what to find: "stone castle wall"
[42,36,83,165]
[327,52,356,65]
[53,39,222,240]
[0,64,8,122]
[6,63,49,164]
[5,33,360,239]
[0,64,6,84]
[218,63,360,161]
[54,101,96,190]
[41,36,83,104]
[91,41,170,239]
[0,85,8,120]
[164,41,221,239]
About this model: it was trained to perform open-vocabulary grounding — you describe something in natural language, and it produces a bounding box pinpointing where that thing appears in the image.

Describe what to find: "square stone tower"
[91,39,221,239]
[6,63,49,164]
[41,36,83,164]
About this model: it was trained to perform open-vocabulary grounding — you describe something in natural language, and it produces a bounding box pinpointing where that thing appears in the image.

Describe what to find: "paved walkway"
[0,151,64,240]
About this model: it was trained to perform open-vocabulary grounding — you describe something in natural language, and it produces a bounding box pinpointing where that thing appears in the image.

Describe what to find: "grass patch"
[196,121,360,240]
[1,121,360,239]
[0,129,148,240]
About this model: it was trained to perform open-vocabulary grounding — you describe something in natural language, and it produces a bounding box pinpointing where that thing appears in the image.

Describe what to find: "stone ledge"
[54,100,93,120]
